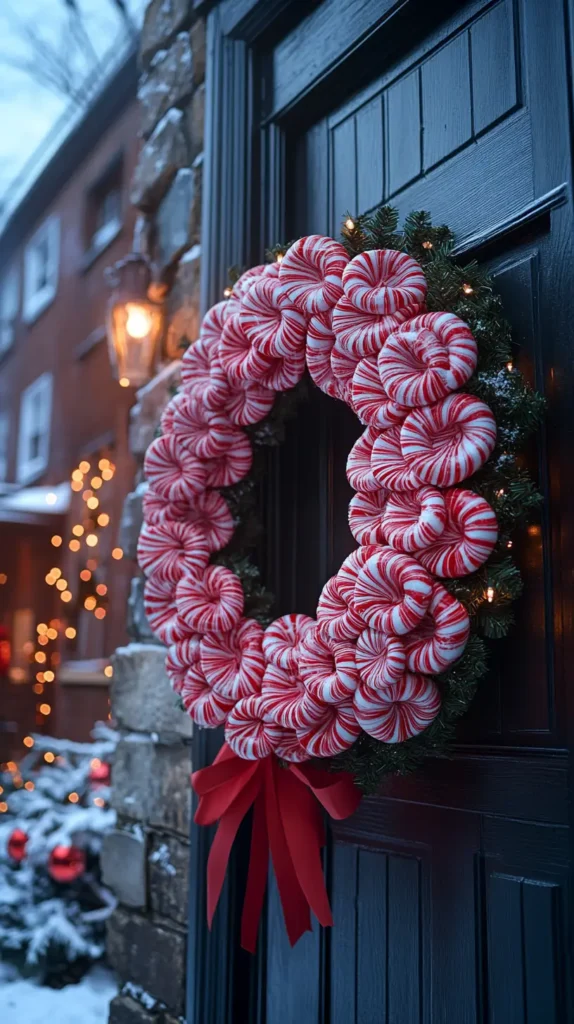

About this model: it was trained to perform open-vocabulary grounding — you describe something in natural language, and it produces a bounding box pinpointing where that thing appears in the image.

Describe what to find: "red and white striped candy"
[226,380,275,426]
[400,394,497,487]
[219,314,274,387]
[260,663,308,729]
[200,618,265,700]
[348,489,388,544]
[181,330,231,411]
[142,486,189,526]
[262,613,315,672]
[279,234,348,314]
[379,312,477,407]
[382,487,446,553]
[160,395,178,435]
[180,665,235,728]
[346,427,380,493]
[168,635,201,672]
[356,629,406,687]
[202,430,253,487]
[353,674,441,742]
[336,545,381,604]
[143,576,188,645]
[224,266,266,320]
[262,261,281,279]
[137,520,209,584]
[270,726,311,763]
[176,565,244,634]
[298,626,358,704]
[342,249,427,316]
[248,347,306,392]
[417,488,498,577]
[316,575,364,641]
[186,490,235,552]
[371,424,421,491]
[225,694,284,760]
[403,583,470,674]
[330,337,361,399]
[306,310,345,400]
[352,548,433,635]
[351,357,409,429]
[296,701,360,757]
[172,393,238,459]
[144,434,207,503]
[332,296,409,358]
[200,301,228,346]
[240,277,306,358]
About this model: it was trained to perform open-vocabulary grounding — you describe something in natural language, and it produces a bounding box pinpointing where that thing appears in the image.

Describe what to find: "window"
[17,373,53,483]
[0,264,20,354]
[23,216,60,323]
[86,158,123,260]
[0,413,9,482]
[92,185,122,251]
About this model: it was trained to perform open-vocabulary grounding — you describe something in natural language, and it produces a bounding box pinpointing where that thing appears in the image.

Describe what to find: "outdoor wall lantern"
[105,254,164,388]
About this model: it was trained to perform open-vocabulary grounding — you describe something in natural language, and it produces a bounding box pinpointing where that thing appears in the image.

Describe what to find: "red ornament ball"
[48,844,86,884]
[7,828,28,863]
[89,759,111,788]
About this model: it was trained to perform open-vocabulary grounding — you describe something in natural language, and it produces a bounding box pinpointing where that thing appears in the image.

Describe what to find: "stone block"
[129,360,182,458]
[186,82,204,161]
[131,110,189,213]
[107,908,186,1014]
[118,485,145,561]
[133,214,156,260]
[101,828,148,910]
[190,19,206,86]
[111,643,192,739]
[156,168,194,270]
[111,735,192,835]
[127,576,157,644]
[148,833,189,925]
[108,994,157,1024]
[140,0,190,64]
[189,153,202,247]
[165,247,201,360]
[139,33,194,139]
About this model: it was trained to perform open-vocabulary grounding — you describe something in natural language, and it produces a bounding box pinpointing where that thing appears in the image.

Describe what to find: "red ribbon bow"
[192,743,361,951]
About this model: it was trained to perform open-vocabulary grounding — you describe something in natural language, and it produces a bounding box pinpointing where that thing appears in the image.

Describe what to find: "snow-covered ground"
[0,963,117,1023]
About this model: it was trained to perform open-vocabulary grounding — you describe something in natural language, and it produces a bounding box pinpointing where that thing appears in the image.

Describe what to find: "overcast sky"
[0,0,146,201]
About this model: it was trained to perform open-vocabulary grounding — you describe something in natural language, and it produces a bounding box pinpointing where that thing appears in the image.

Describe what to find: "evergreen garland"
[209,207,544,793]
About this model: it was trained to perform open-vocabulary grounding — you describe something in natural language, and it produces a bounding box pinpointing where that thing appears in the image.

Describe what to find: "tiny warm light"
[87,497,99,510]
[496,488,505,498]
[276,253,284,263]
[34,652,46,664]
[36,672,45,683]
[24,781,34,792]
[94,796,105,808]
[51,568,62,580]
[345,217,355,230]
[0,803,8,814]
[50,618,61,629]
[86,533,98,545]
[125,304,152,339]
[33,683,44,694]
[87,559,98,571]
[486,587,495,603]
[0,573,7,585]
[7,762,17,773]
[72,524,84,537]
[45,492,58,506]
[91,758,102,769]
[51,535,62,547]
[71,480,83,492]
[104,666,113,679]
[56,579,68,592]
[79,460,91,473]
[506,361,513,372]
[71,469,83,482]
[23,736,34,749]
[84,597,97,611]
[101,468,114,481]
[91,477,103,489]
[80,569,92,582]
[68,792,80,804]
[97,513,110,527]
[94,607,106,620]
[65,627,77,639]
[37,623,48,634]
[38,635,49,646]
[23,641,34,656]
[112,547,123,560]
[44,670,55,682]
[223,286,233,298]
[422,240,433,250]
[507,540,513,549]
[82,489,93,501]
[96,583,107,596]
[61,591,72,603]
[98,458,110,471]
[45,574,55,585]
[119,377,130,387]
[44,752,55,763]
[462,283,474,295]
[69,539,81,552]
[47,628,58,640]
[39,703,51,716]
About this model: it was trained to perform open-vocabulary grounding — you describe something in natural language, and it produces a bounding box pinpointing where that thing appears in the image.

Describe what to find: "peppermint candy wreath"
[138,207,543,947]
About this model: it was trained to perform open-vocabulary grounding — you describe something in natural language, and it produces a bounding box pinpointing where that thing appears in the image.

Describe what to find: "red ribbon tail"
[206,767,261,929]
[277,765,333,929]
[264,758,312,946]
[240,786,269,953]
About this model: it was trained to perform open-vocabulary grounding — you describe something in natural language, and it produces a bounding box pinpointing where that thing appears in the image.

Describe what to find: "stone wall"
[104,4,205,1021]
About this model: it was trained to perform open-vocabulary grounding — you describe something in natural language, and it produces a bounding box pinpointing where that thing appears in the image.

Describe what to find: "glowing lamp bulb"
[125,304,152,339]
[45,492,58,506]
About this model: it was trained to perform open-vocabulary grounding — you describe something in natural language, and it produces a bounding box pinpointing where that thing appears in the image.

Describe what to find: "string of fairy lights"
[0,455,124,811]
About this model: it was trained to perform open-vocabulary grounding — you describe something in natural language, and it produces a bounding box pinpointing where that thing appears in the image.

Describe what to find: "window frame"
[16,372,53,484]
[0,263,20,356]
[0,411,9,482]
[22,215,60,324]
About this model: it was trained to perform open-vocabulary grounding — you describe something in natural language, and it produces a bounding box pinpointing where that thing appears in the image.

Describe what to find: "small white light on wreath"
[223,286,233,298]
[422,240,433,250]
[486,587,495,603]
[345,217,355,230]
[462,283,474,295]
[506,361,513,371]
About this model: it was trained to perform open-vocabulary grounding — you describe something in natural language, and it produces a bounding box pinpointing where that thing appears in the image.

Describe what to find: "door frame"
[188,1,574,1020]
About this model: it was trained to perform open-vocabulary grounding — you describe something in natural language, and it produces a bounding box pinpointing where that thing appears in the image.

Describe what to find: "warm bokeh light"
[35,672,45,683]
[0,573,7,585]
[34,652,46,664]
[94,796,105,808]
[71,469,83,482]
[101,468,114,481]
[7,762,17,773]
[97,513,110,527]
[0,803,8,814]
[86,533,98,546]
[80,569,92,582]
[45,492,58,506]
[84,597,97,611]
[23,642,34,656]
[56,579,68,592]
[79,461,91,473]
[51,568,62,580]
[68,792,80,804]
[119,377,130,387]
[44,670,55,682]
[61,591,72,603]
[104,665,113,678]
[94,607,106,620]
[51,535,62,547]
[96,584,107,596]
[65,626,77,639]
[87,559,98,571]
[91,477,103,489]
[112,547,123,560]
[38,635,49,646]
[82,489,93,500]
[72,524,84,536]
[69,539,81,552]
[33,683,44,694]
[37,623,48,634]
[23,736,34,748]
[87,497,100,510]
[71,479,83,492]
[47,628,58,640]
[99,458,110,470]
[39,703,51,716]
[24,781,35,792]
[44,752,55,763]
